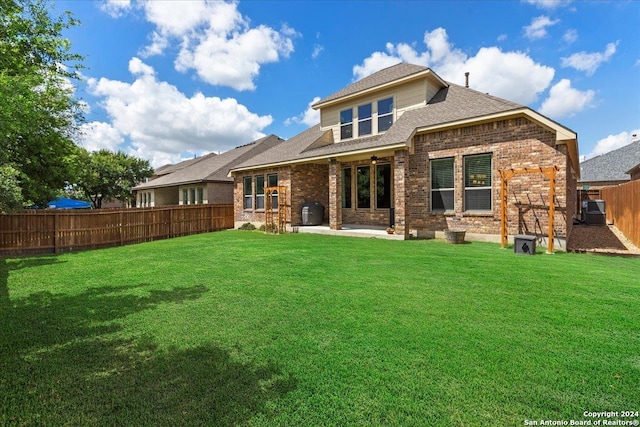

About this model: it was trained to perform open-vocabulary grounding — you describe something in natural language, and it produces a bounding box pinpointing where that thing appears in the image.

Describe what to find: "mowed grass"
[1,231,638,426]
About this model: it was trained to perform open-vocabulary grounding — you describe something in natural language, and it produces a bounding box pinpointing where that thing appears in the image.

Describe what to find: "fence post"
[119,210,124,247]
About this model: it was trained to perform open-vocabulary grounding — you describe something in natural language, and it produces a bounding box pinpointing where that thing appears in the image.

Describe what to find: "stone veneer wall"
[408,117,574,240]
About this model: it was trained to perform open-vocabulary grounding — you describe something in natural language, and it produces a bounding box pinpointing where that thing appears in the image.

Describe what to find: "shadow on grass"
[0,258,296,426]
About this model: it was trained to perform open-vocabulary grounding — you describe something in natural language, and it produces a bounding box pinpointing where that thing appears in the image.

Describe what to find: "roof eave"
[229,143,408,175]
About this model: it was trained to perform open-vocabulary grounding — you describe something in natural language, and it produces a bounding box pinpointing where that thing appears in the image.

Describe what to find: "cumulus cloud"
[352,27,554,105]
[285,96,321,127]
[87,58,273,166]
[78,122,124,152]
[523,15,560,40]
[130,0,296,91]
[523,0,572,9]
[539,79,595,118]
[100,0,131,18]
[561,41,619,76]
[584,129,640,160]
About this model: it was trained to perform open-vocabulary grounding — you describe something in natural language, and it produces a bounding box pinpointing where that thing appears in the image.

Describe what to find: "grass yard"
[1,231,639,426]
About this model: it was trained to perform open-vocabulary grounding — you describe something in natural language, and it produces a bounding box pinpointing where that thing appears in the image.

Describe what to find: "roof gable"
[313,63,445,108]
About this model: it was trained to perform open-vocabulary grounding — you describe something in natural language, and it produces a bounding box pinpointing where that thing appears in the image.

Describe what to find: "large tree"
[0,0,83,212]
[74,149,153,209]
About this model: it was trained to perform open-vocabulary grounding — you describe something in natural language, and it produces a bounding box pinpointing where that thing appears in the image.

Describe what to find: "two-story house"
[229,63,579,248]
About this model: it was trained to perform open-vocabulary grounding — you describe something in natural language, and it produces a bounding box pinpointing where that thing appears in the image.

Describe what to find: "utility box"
[585,200,606,225]
[514,235,536,255]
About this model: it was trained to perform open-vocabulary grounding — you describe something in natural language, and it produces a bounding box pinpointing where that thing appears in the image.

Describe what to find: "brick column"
[328,159,342,230]
[394,149,408,238]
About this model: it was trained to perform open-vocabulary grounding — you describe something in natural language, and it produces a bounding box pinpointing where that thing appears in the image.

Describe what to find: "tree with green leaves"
[74,149,153,209]
[0,0,84,212]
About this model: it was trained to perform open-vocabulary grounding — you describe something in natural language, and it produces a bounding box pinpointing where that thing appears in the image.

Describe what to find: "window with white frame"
[464,154,492,211]
[197,188,204,204]
[255,175,265,210]
[358,103,372,136]
[243,176,253,209]
[377,97,394,132]
[431,158,455,212]
[340,108,353,140]
[183,189,189,205]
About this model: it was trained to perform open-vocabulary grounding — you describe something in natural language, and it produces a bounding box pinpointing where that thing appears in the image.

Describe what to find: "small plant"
[238,222,256,230]
[259,224,265,231]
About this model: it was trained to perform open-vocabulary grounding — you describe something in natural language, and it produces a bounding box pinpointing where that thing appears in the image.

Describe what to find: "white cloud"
[285,97,321,127]
[497,34,508,42]
[88,58,273,167]
[352,27,555,105]
[561,41,619,76]
[131,0,296,91]
[312,44,324,59]
[584,129,640,160]
[524,15,560,40]
[562,29,578,44]
[78,122,124,152]
[539,79,595,118]
[100,0,131,18]
[523,0,572,9]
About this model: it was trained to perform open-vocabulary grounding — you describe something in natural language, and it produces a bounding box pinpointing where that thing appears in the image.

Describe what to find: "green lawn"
[1,231,638,426]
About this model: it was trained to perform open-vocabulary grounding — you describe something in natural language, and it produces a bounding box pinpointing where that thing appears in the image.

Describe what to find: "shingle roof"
[231,83,527,171]
[134,135,284,189]
[580,140,640,182]
[313,63,432,107]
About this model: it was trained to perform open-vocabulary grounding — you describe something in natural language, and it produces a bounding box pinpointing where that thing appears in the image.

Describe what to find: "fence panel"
[0,204,234,257]
[601,180,640,248]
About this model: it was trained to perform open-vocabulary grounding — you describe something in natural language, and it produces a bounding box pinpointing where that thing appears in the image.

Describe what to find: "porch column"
[394,149,409,238]
[328,158,342,230]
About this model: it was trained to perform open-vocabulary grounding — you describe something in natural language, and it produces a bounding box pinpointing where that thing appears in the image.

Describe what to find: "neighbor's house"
[132,135,283,207]
[579,140,640,190]
[229,63,579,248]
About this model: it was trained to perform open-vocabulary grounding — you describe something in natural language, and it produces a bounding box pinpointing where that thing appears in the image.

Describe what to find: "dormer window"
[340,108,353,140]
[358,103,372,136]
[378,97,394,132]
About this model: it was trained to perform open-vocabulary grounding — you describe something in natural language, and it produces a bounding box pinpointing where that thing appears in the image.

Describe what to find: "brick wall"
[233,167,292,226]
[206,182,234,204]
[408,117,573,239]
[291,163,329,225]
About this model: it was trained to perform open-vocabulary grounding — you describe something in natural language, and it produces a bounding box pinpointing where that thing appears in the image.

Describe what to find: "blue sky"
[58,0,640,167]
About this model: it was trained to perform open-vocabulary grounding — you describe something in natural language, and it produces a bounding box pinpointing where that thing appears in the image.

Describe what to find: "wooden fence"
[0,204,234,257]
[601,180,640,248]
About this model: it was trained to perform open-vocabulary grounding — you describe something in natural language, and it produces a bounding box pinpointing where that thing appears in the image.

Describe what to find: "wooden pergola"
[264,186,288,234]
[499,166,559,253]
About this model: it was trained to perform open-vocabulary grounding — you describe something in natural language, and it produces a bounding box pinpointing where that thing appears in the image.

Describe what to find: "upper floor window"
[340,108,353,140]
[358,103,372,136]
[464,154,492,211]
[378,97,394,132]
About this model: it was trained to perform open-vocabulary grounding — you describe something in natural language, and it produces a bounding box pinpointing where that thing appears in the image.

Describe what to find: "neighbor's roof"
[313,63,445,108]
[580,140,640,182]
[231,83,529,171]
[134,134,284,189]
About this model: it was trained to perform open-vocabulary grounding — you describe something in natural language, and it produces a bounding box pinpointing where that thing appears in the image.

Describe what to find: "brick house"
[133,135,283,207]
[229,63,579,249]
